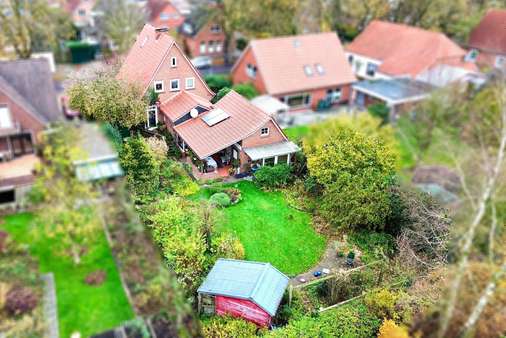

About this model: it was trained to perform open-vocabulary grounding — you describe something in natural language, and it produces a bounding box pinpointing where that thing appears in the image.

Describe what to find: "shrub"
[159,160,199,196]
[378,319,410,338]
[232,83,258,99]
[212,233,245,260]
[212,87,231,103]
[254,164,293,189]
[205,74,232,93]
[348,231,395,263]
[146,137,168,161]
[209,192,231,208]
[201,316,262,338]
[368,103,390,125]
[364,288,400,320]
[101,123,123,151]
[5,286,38,316]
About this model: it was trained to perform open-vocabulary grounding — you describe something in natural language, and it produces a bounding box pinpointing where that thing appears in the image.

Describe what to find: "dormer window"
[210,24,221,33]
[170,79,180,91]
[154,80,164,93]
[171,56,177,67]
[260,127,269,136]
[315,63,325,75]
[304,65,313,76]
[366,62,378,77]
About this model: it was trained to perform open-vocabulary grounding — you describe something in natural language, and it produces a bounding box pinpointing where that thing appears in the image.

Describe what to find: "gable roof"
[234,32,355,95]
[172,90,277,159]
[469,9,506,55]
[0,59,60,124]
[160,90,212,121]
[346,20,477,77]
[198,259,289,316]
[147,0,185,29]
[117,24,213,97]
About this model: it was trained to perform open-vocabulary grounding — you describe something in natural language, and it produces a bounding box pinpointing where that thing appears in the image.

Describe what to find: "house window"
[170,79,180,91]
[185,77,195,89]
[264,157,275,166]
[210,24,221,33]
[0,106,13,129]
[208,41,215,53]
[146,105,157,129]
[260,127,269,136]
[366,62,378,77]
[354,60,363,73]
[315,63,325,75]
[154,80,164,93]
[327,88,342,103]
[160,13,169,21]
[304,65,313,76]
[200,41,206,54]
[171,57,177,67]
[286,93,311,108]
[216,41,222,52]
[0,189,15,205]
[348,54,354,64]
[78,9,86,16]
[246,64,257,79]
[495,56,505,69]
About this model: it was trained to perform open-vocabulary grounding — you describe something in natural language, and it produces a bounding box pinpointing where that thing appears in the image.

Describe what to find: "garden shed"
[197,259,289,327]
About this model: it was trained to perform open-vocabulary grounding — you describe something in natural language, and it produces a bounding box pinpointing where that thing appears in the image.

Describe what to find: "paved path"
[41,273,59,338]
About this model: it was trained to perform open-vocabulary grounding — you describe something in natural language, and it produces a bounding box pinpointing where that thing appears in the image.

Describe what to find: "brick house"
[345,21,480,87]
[0,59,61,207]
[468,9,506,69]
[231,32,356,111]
[118,24,299,178]
[147,0,185,30]
[179,18,227,62]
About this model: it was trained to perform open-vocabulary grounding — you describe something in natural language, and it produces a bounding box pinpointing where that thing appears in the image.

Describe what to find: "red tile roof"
[346,20,477,77]
[235,32,355,95]
[174,90,277,159]
[147,0,185,29]
[160,90,212,121]
[469,9,506,55]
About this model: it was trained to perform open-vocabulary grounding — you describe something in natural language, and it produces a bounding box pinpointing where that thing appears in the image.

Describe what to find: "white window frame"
[170,79,180,91]
[200,41,206,54]
[154,80,164,93]
[146,105,158,129]
[185,77,195,89]
[0,106,13,129]
[208,40,215,53]
[216,41,222,52]
[495,55,505,69]
[260,127,269,137]
[246,64,257,79]
[171,57,177,67]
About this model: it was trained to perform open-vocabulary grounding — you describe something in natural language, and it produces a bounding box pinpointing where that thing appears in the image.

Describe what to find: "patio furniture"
[204,157,218,172]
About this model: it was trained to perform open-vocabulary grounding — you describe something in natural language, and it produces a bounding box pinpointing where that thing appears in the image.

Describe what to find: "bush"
[205,74,232,93]
[5,286,38,316]
[146,137,168,161]
[364,288,400,320]
[159,160,199,196]
[378,319,410,338]
[254,164,293,189]
[348,231,395,263]
[232,83,258,99]
[201,316,262,338]
[368,103,390,125]
[209,192,231,207]
[101,123,123,151]
[212,87,232,103]
[212,233,245,260]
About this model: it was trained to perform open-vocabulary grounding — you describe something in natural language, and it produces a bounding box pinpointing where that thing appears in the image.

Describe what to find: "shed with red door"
[197,259,289,327]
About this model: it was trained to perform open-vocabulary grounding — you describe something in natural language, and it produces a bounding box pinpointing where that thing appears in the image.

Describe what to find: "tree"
[232,83,258,99]
[0,0,74,59]
[303,115,397,230]
[95,0,145,54]
[68,73,148,128]
[30,126,98,265]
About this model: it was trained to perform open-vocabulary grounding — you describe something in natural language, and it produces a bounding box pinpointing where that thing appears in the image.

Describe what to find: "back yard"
[0,213,134,337]
[193,181,326,276]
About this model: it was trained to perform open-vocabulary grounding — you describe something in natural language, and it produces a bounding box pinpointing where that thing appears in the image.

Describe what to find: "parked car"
[191,56,212,69]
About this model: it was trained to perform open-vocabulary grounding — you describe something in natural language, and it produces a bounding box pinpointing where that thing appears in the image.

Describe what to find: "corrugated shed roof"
[198,259,289,316]
[0,59,61,123]
[346,20,477,77]
[469,9,506,55]
[174,90,273,159]
[238,32,355,95]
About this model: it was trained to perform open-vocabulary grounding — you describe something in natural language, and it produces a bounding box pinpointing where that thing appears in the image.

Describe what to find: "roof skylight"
[315,63,325,75]
[202,108,230,126]
[304,65,313,76]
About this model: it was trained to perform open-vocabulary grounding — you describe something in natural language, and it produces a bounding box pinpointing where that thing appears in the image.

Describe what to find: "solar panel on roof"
[202,108,230,126]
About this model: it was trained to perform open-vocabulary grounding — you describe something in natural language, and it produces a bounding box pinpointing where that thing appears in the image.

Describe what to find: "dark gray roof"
[0,59,61,123]
[353,78,433,103]
[198,259,289,316]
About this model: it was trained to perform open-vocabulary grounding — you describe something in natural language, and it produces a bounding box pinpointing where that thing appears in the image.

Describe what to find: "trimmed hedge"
[254,164,293,189]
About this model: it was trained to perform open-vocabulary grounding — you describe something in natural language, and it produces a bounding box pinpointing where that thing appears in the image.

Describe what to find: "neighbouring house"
[231,33,356,111]
[117,24,300,178]
[65,0,98,42]
[352,78,433,118]
[147,0,185,30]
[468,9,506,70]
[179,16,227,62]
[0,59,61,208]
[197,259,289,327]
[345,21,480,88]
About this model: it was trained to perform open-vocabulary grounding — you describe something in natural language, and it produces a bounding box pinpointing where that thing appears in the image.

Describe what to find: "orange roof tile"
[347,20,477,77]
[469,9,506,55]
[174,90,276,159]
[160,90,212,121]
[235,32,355,95]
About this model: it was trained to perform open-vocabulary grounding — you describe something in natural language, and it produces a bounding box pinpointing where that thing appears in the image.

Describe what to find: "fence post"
[288,284,293,306]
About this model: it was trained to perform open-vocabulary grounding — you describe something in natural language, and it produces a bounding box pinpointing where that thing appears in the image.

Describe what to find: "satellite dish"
[190,108,199,118]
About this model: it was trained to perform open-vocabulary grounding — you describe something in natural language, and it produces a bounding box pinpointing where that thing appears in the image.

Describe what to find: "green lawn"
[194,181,326,276]
[0,213,134,338]
[283,125,310,143]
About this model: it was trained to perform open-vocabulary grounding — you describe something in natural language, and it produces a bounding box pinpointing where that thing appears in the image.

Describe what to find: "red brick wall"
[274,84,351,111]
[231,47,268,94]
[0,90,45,143]
[151,43,214,102]
[184,21,226,60]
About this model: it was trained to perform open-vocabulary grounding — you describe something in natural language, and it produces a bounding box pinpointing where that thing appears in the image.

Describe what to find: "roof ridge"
[248,263,271,300]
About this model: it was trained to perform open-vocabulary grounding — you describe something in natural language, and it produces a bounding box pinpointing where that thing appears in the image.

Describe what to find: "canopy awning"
[353,78,432,105]
[243,141,300,161]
